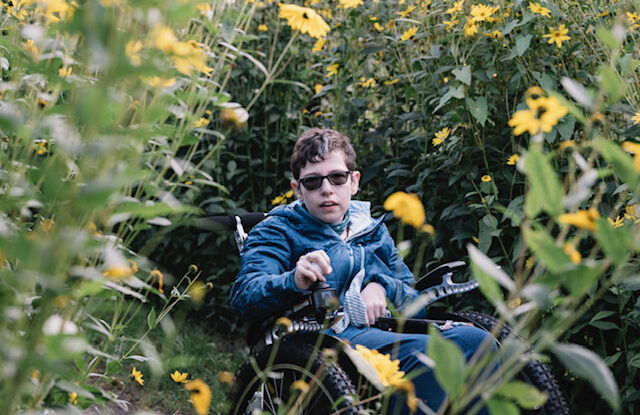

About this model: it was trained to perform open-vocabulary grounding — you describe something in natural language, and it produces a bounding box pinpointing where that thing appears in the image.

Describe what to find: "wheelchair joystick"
[309,281,339,322]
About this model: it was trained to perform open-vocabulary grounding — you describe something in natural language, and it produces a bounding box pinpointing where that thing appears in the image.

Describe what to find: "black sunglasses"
[298,171,352,190]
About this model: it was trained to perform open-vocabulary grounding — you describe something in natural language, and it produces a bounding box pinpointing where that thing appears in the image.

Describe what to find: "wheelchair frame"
[202,213,569,415]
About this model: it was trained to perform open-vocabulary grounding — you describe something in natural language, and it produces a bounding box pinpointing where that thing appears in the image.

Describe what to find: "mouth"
[319,201,338,208]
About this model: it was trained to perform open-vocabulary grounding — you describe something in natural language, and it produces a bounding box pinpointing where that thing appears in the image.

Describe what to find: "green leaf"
[595,217,633,265]
[452,65,472,85]
[559,265,600,297]
[147,308,157,330]
[497,381,548,409]
[561,77,594,110]
[596,139,639,190]
[522,227,570,273]
[106,360,122,376]
[428,326,466,397]
[433,85,465,113]
[487,398,520,415]
[466,96,488,126]
[515,34,533,56]
[598,65,624,102]
[523,146,564,218]
[596,26,620,50]
[551,343,620,410]
[468,244,513,303]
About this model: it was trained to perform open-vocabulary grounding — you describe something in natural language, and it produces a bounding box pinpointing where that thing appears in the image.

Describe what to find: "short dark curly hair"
[290,128,356,179]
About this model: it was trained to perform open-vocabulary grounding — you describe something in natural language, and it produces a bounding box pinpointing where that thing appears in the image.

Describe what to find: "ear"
[350,170,361,195]
[291,180,304,201]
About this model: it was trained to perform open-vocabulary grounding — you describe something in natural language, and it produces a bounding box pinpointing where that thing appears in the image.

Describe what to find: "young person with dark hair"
[230,127,495,414]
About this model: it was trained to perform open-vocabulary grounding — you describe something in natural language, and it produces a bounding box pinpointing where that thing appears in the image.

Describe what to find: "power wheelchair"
[200,213,569,415]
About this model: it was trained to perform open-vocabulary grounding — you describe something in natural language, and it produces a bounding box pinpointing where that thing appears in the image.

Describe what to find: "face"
[291,150,360,224]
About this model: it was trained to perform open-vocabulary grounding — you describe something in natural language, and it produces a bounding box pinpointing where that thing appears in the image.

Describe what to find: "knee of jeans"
[461,326,498,357]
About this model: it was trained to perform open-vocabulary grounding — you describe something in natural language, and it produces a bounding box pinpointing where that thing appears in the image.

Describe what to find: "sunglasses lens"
[301,176,323,190]
[327,172,349,185]
[299,171,350,190]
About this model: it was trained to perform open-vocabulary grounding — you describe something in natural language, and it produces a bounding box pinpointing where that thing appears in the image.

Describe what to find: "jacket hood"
[268,200,380,238]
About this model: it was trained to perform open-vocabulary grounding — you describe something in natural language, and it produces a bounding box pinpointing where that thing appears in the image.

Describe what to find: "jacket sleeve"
[365,224,421,313]
[229,220,304,321]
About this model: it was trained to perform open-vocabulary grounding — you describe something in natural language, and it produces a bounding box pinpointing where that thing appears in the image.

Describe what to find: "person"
[230,127,496,414]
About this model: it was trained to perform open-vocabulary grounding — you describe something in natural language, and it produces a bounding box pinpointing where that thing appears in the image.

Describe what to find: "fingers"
[304,250,332,275]
[360,282,387,326]
[294,250,332,290]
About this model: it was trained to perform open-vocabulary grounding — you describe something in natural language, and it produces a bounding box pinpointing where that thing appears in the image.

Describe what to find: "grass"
[89,306,248,414]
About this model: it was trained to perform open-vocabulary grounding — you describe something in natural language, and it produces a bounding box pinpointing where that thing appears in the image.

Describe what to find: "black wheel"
[228,339,363,415]
[448,311,570,415]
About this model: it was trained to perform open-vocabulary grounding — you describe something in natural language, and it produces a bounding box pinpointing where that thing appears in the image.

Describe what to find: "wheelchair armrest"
[415,260,466,291]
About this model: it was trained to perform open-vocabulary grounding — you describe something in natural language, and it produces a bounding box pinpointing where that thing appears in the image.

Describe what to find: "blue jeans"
[328,324,497,414]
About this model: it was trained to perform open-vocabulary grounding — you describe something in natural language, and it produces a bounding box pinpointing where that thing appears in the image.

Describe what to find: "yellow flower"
[339,0,363,8]
[374,22,384,31]
[278,3,330,39]
[217,371,235,384]
[151,24,178,53]
[360,77,376,88]
[624,204,640,222]
[464,19,478,37]
[258,24,268,31]
[142,77,176,88]
[396,5,416,17]
[481,175,492,182]
[193,117,208,128]
[383,192,426,228]
[507,154,519,165]
[443,17,458,30]
[185,379,211,415]
[632,112,640,125]
[525,256,535,269]
[627,12,640,23]
[529,2,551,17]
[485,30,502,39]
[188,281,206,303]
[312,38,325,52]
[622,141,640,172]
[354,345,405,387]
[58,66,72,77]
[400,26,418,41]
[150,269,164,294]
[420,224,435,235]
[470,4,498,22]
[219,105,249,129]
[132,367,144,386]
[327,63,339,77]
[25,39,39,57]
[37,0,74,24]
[125,40,142,66]
[446,0,464,14]
[103,265,134,280]
[171,370,189,383]
[285,189,294,198]
[69,392,78,405]
[543,24,571,48]
[563,243,581,264]
[291,379,310,393]
[558,209,599,232]
[559,140,576,151]
[384,77,400,85]
[386,20,396,30]
[508,95,568,136]
[432,127,450,146]
[608,216,624,228]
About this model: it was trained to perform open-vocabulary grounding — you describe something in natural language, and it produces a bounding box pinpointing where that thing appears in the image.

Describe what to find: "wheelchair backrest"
[193,212,266,251]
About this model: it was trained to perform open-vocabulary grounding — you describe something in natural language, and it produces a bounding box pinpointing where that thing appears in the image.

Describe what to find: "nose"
[319,177,334,193]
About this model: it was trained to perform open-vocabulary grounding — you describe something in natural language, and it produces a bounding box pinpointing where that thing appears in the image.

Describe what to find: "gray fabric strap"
[333,246,368,334]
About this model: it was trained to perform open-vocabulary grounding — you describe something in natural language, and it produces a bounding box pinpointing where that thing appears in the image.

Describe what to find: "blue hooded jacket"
[230,200,420,322]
